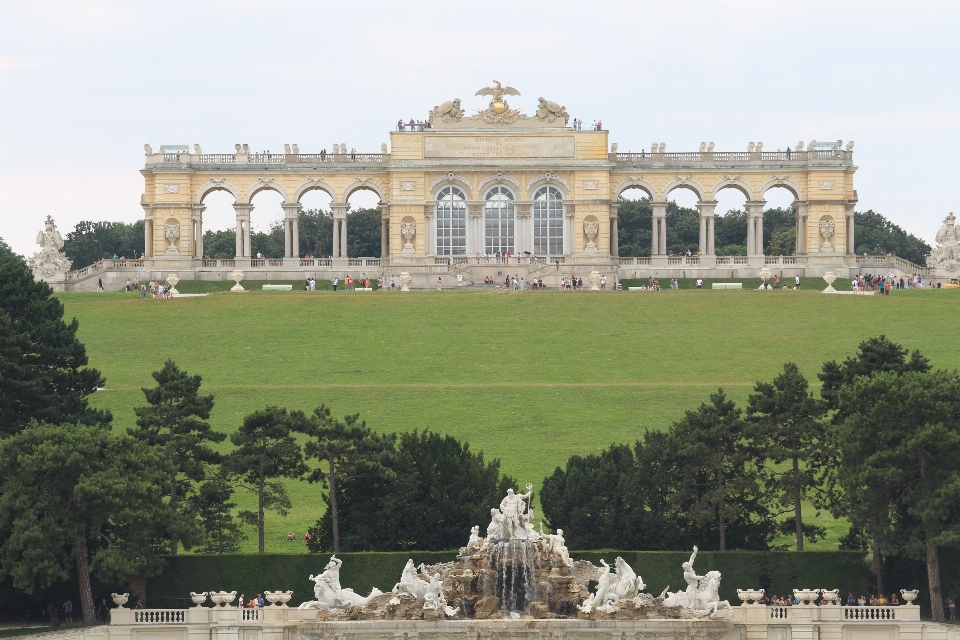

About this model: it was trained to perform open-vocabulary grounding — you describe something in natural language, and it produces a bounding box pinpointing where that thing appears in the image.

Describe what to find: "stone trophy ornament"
[927,212,960,271]
[583,220,600,252]
[29,216,72,281]
[400,221,417,253]
[473,80,523,125]
[590,270,601,291]
[900,589,919,604]
[535,97,570,125]
[818,219,835,252]
[793,589,821,605]
[429,98,464,124]
[164,224,181,254]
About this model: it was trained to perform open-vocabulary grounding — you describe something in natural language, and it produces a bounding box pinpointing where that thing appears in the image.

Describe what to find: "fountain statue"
[298,555,383,610]
[662,547,730,617]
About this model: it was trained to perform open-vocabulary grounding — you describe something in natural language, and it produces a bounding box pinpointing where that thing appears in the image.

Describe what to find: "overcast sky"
[2,0,959,258]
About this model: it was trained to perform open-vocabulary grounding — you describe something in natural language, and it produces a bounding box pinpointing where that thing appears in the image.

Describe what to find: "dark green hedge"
[146,551,875,608]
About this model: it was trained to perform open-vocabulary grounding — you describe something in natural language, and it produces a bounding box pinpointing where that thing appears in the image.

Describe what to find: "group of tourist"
[397,118,432,130]
[759,275,803,290]
[328,276,373,291]
[759,592,905,607]
[237,593,266,608]
[852,272,934,294]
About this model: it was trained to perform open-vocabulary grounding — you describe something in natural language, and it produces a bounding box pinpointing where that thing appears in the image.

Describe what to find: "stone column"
[515,202,532,254]
[425,205,434,256]
[565,205,576,254]
[745,200,766,256]
[233,204,254,258]
[330,203,349,258]
[696,200,717,255]
[142,205,154,258]
[284,220,291,257]
[467,202,483,255]
[281,202,302,258]
[651,202,668,255]
[609,203,620,257]
[379,204,390,258]
[191,205,205,258]
[793,202,808,255]
[845,202,856,255]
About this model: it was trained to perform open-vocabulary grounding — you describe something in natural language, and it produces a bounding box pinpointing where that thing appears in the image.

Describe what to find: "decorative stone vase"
[736,588,765,604]
[277,591,293,607]
[820,589,839,603]
[219,591,237,607]
[264,591,282,607]
[757,267,772,289]
[190,592,208,608]
[209,592,224,607]
[590,271,601,291]
[822,271,837,293]
[900,589,919,604]
[793,589,820,605]
[819,219,835,252]
[111,593,129,608]
[400,222,417,253]
[230,269,245,292]
[166,274,180,297]
[583,220,600,252]
[165,224,181,254]
[400,272,411,292]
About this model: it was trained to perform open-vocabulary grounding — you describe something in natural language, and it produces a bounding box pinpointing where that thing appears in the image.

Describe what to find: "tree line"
[2,255,959,622]
[617,199,932,265]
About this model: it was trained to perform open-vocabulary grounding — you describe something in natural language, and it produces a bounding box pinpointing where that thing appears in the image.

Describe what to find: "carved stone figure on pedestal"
[928,212,960,271]
[486,508,503,540]
[392,559,429,599]
[473,80,523,126]
[429,99,464,124]
[818,219,835,252]
[497,484,533,540]
[29,216,72,281]
[536,97,570,125]
[298,555,383,610]
[662,547,730,617]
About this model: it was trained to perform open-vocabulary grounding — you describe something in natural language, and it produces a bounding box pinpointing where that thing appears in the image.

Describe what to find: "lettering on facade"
[164,184,180,193]
[820,181,835,190]
[583,181,598,190]
[424,135,575,159]
[400,182,416,191]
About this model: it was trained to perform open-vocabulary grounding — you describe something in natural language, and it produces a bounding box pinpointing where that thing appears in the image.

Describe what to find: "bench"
[711,283,743,290]
[262,284,293,291]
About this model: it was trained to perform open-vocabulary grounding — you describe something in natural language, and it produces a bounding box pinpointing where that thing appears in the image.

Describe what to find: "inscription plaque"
[425,136,575,159]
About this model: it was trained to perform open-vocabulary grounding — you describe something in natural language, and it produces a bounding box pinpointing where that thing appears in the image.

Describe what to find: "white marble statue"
[498,484,533,540]
[392,559,429,599]
[664,546,703,609]
[298,555,383,609]
[465,525,483,554]
[663,547,730,617]
[539,524,573,567]
[928,212,960,271]
[421,572,456,616]
[578,557,646,613]
[29,215,72,280]
[485,508,503,540]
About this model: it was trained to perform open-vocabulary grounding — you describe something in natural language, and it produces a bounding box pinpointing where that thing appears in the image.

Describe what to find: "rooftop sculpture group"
[29,216,72,280]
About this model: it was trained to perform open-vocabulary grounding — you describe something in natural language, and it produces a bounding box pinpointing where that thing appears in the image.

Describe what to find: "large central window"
[532,185,564,255]
[484,186,515,254]
[435,186,467,255]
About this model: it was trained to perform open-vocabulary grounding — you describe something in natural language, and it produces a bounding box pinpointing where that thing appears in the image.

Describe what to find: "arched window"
[435,186,467,255]
[532,186,564,255]
[484,186,515,254]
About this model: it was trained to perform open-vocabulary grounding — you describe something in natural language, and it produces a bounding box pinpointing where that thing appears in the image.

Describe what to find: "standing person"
[97,598,110,623]
[125,278,131,292]
[238,594,245,609]
[437,277,442,290]
[97,277,104,292]
[390,274,396,290]
[140,283,146,299]
[64,599,73,624]
[332,276,338,291]
[457,273,463,287]
[696,278,703,289]
[794,275,801,289]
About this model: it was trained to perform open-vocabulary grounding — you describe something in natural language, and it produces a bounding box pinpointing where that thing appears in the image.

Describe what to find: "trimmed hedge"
[147,551,875,609]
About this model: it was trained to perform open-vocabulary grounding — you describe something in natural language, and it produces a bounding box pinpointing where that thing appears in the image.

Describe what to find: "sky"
[1,0,959,258]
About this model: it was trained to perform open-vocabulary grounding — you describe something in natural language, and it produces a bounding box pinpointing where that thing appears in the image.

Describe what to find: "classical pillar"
[609,202,620,257]
[793,202,808,255]
[233,204,253,258]
[707,216,715,255]
[696,200,717,255]
[515,202,531,255]
[379,204,390,258]
[565,205,576,255]
[330,203,349,258]
[293,218,300,258]
[745,200,766,256]
[341,217,348,258]
[845,202,856,255]
[190,205,205,258]
[332,219,340,258]
[142,205,154,258]
[283,220,291,257]
[281,202,301,258]
[651,202,668,255]
[424,206,434,256]
[467,202,483,254]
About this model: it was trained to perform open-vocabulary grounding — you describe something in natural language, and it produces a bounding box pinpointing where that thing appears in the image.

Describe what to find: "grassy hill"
[58,285,960,553]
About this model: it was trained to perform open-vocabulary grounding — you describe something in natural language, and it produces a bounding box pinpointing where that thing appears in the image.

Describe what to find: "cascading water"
[481,539,540,612]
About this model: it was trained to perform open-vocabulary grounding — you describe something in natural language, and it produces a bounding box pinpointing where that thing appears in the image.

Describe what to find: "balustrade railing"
[241,609,260,621]
[663,152,703,162]
[841,607,897,620]
[348,259,365,266]
[251,259,265,267]
[712,152,750,162]
[162,153,183,163]
[220,259,235,267]
[248,154,286,164]
[266,259,282,267]
[133,610,186,624]
[733,257,749,264]
[300,259,315,267]
[197,154,236,164]
[716,257,731,265]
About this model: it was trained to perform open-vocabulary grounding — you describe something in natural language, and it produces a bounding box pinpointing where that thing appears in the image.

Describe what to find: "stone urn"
[190,592,208,607]
[820,589,839,603]
[400,221,417,253]
[277,591,293,607]
[164,223,181,254]
[400,272,411,292]
[757,267,772,289]
[583,220,600,252]
[900,589,919,604]
[264,591,282,606]
[590,271,601,291]
[111,593,129,608]
[230,269,245,292]
[819,219,835,252]
[209,592,224,607]
[793,589,820,605]
[219,591,237,607]
[737,588,765,604]
[165,274,180,297]
[823,271,837,292]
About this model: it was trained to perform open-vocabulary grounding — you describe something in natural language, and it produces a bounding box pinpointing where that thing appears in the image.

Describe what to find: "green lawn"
[58,286,960,553]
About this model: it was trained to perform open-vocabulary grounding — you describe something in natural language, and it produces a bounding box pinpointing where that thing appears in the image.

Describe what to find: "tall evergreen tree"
[0,423,183,625]
[0,237,23,267]
[188,474,247,553]
[747,362,829,550]
[223,407,305,553]
[668,389,772,551]
[131,360,222,555]
[0,260,110,436]
[295,405,395,553]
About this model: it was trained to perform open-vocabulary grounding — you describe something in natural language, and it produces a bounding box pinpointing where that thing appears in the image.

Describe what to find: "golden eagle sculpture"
[475,80,520,103]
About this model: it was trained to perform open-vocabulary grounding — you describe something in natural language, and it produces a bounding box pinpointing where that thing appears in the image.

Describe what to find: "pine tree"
[0,259,110,436]
[747,362,829,550]
[131,360,222,555]
[188,474,247,553]
[294,405,395,553]
[223,407,305,553]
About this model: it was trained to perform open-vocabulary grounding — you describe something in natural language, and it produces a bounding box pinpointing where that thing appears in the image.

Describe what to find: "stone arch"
[245,177,289,203]
[526,172,570,198]
[759,175,804,201]
[343,177,385,202]
[294,178,337,203]
[478,172,522,196]
[196,178,241,204]
[710,176,755,201]
[613,176,658,200]
[662,175,706,201]
[429,172,473,198]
